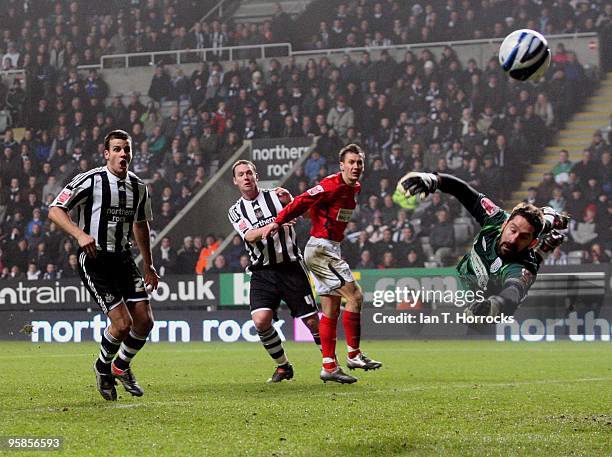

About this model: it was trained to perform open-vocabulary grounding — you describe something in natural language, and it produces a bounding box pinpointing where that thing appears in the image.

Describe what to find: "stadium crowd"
[0,0,608,71]
[305,0,612,50]
[0,1,609,280]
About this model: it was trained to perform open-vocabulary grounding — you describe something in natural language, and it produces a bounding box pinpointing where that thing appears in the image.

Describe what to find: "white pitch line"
[9,377,612,414]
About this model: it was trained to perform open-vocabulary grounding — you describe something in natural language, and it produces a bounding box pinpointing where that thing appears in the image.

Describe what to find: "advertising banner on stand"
[250,137,312,181]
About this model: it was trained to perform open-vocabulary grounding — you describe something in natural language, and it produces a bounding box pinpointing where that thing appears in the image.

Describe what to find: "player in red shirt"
[262,144,382,384]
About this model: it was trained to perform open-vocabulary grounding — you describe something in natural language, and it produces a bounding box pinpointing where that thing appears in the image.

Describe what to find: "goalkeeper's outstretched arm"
[399,172,492,225]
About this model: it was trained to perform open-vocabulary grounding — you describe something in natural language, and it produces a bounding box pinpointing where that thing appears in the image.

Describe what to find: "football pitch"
[0,340,610,457]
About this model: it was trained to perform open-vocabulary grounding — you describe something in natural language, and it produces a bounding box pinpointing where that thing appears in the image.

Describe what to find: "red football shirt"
[275,173,360,242]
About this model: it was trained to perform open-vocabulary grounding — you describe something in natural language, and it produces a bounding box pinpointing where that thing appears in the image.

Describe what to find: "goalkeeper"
[399,172,569,317]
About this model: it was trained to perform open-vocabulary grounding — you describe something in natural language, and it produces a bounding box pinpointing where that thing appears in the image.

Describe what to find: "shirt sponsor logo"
[336,208,354,222]
[481,197,500,216]
[307,185,324,196]
[105,207,135,222]
[57,189,72,204]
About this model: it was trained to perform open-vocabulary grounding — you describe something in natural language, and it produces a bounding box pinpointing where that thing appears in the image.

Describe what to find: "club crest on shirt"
[307,185,324,196]
[104,293,115,304]
[480,197,500,216]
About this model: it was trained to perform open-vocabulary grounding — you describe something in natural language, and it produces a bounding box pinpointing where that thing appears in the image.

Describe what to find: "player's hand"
[143,265,160,292]
[274,187,293,205]
[464,295,504,318]
[536,229,566,256]
[398,172,439,198]
[261,222,279,239]
[541,207,570,232]
[282,219,297,227]
[77,233,97,258]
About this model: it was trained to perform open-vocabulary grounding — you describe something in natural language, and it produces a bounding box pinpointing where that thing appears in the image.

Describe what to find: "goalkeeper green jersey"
[455,195,541,302]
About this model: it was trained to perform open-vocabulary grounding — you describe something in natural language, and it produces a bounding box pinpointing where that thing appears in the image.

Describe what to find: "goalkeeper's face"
[499,215,538,258]
[104,138,132,178]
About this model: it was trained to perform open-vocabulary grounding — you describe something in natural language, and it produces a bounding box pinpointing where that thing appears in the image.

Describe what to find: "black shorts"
[249,261,318,319]
[77,249,148,314]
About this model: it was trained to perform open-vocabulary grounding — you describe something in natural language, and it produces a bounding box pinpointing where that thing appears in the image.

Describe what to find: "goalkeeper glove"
[398,172,439,198]
[540,206,570,233]
[535,229,565,260]
[464,295,504,318]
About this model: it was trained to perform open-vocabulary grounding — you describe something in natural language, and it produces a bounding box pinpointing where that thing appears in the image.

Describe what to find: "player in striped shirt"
[229,160,321,383]
[49,130,159,401]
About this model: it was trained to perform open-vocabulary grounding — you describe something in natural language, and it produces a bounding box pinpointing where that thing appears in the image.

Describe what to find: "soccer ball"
[499,29,551,82]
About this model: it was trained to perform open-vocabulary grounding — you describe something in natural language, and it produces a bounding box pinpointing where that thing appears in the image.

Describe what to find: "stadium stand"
[0,0,609,280]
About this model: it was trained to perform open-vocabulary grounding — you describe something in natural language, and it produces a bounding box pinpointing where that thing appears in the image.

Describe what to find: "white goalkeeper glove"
[540,207,570,233]
[398,172,439,198]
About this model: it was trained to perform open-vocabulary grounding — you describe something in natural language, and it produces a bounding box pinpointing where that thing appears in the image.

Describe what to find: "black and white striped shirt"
[51,166,152,253]
[228,189,301,269]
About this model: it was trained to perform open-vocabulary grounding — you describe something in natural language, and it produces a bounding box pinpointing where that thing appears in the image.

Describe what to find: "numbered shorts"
[304,236,354,296]
[78,249,148,314]
[249,261,318,319]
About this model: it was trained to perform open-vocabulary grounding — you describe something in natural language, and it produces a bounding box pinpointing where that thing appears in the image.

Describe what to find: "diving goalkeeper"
[399,172,569,317]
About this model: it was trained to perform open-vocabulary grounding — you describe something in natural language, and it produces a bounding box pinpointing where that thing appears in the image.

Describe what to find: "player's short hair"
[232,159,257,177]
[508,203,544,238]
[339,143,365,162]
[104,129,131,151]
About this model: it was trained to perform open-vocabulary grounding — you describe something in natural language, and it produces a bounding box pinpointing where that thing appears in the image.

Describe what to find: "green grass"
[0,341,610,457]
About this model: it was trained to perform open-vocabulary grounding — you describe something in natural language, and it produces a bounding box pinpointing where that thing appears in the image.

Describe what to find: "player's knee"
[138,316,154,335]
[252,315,272,332]
[303,315,319,332]
[323,309,340,319]
[113,315,133,338]
[346,288,363,312]
[354,288,364,307]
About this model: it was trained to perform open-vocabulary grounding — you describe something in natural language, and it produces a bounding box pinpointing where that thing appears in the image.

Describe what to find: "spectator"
[551,149,573,184]
[208,254,230,274]
[195,234,220,274]
[568,204,599,250]
[175,236,199,274]
[429,208,455,266]
[42,263,61,280]
[378,251,397,269]
[326,95,354,138]
[303,150,325,183]
[26,262,41,280]
[62,254,80,278]
[153,236,177,277]
[355,249,376,269]
[148,66,171,103]
[402,248,425,268]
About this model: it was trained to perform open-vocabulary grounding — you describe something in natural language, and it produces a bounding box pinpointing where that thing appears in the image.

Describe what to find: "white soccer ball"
[499,29,551,82]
